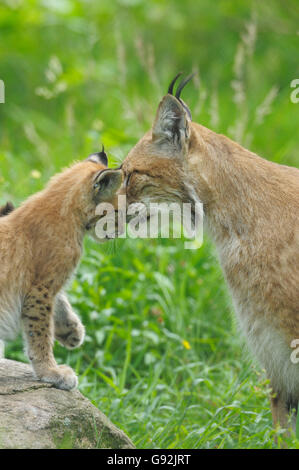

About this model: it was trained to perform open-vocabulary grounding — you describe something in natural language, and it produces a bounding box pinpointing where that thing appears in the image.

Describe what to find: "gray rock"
[0,359,135,449]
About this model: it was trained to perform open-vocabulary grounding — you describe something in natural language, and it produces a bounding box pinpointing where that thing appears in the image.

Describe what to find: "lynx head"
[79,147,123,241]
[23,146,123,243]
[121,73,202,209]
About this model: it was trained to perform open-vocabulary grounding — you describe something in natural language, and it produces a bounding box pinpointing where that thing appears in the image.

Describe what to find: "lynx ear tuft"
[168,72,195,120]
[0,201,15,217]
[86,145,108,166]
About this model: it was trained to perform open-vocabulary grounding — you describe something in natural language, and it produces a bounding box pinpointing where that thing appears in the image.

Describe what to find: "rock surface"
[0,359,135,449]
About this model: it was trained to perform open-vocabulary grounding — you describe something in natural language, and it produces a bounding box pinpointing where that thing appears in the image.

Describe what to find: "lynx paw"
[55,318,85,350]
[38,364,78,390]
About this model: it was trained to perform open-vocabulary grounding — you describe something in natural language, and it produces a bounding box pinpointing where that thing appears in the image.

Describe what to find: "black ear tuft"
[168,72,183,95]
[175,73,195,100]
[167,73,195,120]
[0,201,15,217]
[86,145,108,166]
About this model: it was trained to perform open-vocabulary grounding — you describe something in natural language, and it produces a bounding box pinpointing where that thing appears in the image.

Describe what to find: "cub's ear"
[86,145,108,166]
[0,201,15,217]
[93,168,122,201]
[152,73,194,156]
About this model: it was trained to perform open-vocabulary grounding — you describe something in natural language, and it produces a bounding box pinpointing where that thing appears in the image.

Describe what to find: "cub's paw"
[55,318,85,350]
[37,365,78,391]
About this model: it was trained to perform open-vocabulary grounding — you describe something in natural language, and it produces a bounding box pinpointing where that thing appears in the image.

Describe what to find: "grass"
[1,0,299,449]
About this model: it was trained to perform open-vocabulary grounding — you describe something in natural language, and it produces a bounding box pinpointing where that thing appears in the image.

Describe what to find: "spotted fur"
[0,159,122,389]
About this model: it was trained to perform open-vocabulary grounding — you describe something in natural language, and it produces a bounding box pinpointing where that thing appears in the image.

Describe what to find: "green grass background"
[1,0,299,448]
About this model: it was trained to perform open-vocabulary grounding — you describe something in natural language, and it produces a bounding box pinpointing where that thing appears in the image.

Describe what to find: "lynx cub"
[0,150,122,390]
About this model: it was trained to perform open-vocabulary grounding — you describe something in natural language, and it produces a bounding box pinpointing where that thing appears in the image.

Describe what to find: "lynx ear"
[86,145,108,166]
[93,168,122,201]
[152,73,194,156]
[152,94,191,155]
[0,201,15,217]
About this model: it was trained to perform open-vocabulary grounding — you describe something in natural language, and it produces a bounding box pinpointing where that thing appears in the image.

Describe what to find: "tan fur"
[0,202,84,353]
[121,93,299,430]
[0,160,121,389]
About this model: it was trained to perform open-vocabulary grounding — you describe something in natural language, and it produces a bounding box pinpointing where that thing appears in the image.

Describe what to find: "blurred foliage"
[1,0,299,449]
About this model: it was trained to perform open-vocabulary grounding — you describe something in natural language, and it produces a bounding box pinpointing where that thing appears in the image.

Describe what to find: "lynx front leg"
[22,286,78,390]
[54,292,85,349]
[270,391,296,433]
[0,340,4,359]
[271,394,289,429]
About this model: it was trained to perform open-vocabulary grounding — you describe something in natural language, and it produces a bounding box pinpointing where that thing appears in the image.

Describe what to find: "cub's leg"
[22,285,77,390]
[54,292,85,349]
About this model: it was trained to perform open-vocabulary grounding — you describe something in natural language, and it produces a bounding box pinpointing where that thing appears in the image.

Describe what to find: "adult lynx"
[120,74,299,430]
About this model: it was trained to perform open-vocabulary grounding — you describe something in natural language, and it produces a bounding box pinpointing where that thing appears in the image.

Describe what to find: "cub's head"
[121,73,201,209]
[58,147,123,241]
[5,147,123,242]
[79,148,123,241]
